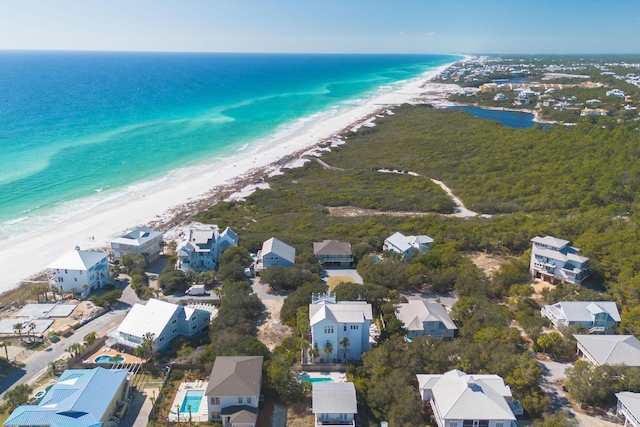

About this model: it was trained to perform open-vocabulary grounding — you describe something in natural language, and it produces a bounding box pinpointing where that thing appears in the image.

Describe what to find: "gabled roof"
[312,382,357,415]
[396,300,457,332]
[385,232,433,253]
[545,301,621,322]
[313,240,352,256]
[206,356,263,397]
[531,235,570,249]
[617,392,640,422]
[116,298,182,339]
[417,370,515,421]
[111,226,162,247]
[574,334,640,366]
[48,248,108,271]
[4,367,127,427]
[261,237,296,264]
[224,406,258,424]
[309,301,372,326]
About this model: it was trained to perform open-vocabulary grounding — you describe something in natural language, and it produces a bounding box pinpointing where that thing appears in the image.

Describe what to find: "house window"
[324,326,334,334]
[344,325,347,332]
[496,422,504,427]
[211,412,221,420]
[339,413,347,421]
[74,278,77,282]
[192,324,197,330]
[172,328,178,334]
[210,397,220,405]
[172,319,177,325]
[450,423,458,427]
[158,336,165,343]
[238,397,243,404]
[351,325,359,330]
[247,396,251,404]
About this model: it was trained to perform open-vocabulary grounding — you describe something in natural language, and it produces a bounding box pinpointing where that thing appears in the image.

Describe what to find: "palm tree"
[66,342,84,358]
[323,342,333,363]
[27,322,37,343]
[110,353,122,364]
[0,340,9,361]
[81,284,90,298]
[309,347,320,364]
[13,323,24,342]
[50,285,59,301]
[70,287,78,297]
[299,339,310,365]
[339,337,350,363]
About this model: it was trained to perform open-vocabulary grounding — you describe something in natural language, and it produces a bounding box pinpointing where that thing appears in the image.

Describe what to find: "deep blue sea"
[0,51,458,242]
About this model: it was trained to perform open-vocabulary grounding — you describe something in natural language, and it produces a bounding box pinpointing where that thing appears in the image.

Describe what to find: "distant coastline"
[0,54,466,297]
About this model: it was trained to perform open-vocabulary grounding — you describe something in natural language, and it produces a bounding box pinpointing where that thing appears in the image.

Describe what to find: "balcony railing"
[316,420,355,427]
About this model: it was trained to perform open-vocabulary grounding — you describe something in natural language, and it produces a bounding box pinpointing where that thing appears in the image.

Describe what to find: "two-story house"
[106,299,211,353]
[529,235,589,285]
[313,240,354,267]
[574,334,640,366]
[205,356,263,427]
[259,237,296,268]
[176,224,238,271]
[47,246,109,296]
[416,369,523,427]
[312,382,357,427]
[110,226,163,264]
[541,301,620,334]
[396,300,457,341]
[383,232,433,261]
[309,293,372,362]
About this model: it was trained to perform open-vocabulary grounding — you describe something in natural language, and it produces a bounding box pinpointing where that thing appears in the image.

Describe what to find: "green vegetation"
[91,289,122,307]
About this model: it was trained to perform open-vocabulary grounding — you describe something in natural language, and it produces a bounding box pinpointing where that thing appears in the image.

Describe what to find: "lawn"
[327,276,355,291]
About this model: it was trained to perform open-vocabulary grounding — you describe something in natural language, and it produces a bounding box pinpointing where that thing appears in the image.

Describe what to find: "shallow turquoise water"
[94,355,125,364]
[180,389,204,413]
[0,52,459,242]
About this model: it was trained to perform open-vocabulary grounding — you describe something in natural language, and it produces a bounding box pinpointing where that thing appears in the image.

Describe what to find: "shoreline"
[0,59,464,297]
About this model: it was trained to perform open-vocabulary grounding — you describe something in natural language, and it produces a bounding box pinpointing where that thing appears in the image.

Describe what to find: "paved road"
[0,308,127,398]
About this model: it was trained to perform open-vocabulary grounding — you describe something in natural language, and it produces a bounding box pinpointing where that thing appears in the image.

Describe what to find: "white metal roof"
[531,235,570,249]
[48,247,108,271]
[111,226,162,247]
[574,334,640,366]
[261,237,296,264]
[312,382,357,414]
[116,298,181,339]
[545,301,621,322]
[309,301,372,326]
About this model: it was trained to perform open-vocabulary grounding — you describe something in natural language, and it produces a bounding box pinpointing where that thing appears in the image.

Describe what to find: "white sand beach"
[0,61,462,294]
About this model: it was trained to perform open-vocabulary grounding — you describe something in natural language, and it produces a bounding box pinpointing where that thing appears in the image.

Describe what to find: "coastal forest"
[194,105,640,424]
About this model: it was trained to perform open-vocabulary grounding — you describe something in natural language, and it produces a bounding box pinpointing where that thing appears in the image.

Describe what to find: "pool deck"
[168,381,209,423]
[297,371,347,383]
[84,346,144,365]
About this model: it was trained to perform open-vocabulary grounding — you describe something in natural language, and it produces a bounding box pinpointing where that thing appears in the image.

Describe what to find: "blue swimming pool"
[301,377,334,383]
[180,390,204,413]
[94,355,125,364]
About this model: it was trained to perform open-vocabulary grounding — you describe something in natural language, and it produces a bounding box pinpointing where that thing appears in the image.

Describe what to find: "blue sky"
[1,0,639,54]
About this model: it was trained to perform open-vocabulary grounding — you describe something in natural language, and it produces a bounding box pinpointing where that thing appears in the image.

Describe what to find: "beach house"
[205,356,263,427]
[176,224,238,271]
[529,235,589,285]
[47,246,109,296]
[259,237,296,268]
[541,301,620,334]
[416,369,523,427]
[4,367,130,427]
[106,298,211,353]
[309,293,372,362]
[110,226,163,264]
[396,300,457,340]
[313,240,354,267]
[312,382,357,427]
[574,334,640,366]
[616,392,640,427]
[383,232,434,261]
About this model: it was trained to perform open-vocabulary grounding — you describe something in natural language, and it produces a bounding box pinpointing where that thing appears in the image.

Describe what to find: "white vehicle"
[185,284,205,295]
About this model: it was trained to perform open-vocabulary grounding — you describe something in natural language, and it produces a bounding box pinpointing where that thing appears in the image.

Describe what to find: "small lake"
[448,106,537,129]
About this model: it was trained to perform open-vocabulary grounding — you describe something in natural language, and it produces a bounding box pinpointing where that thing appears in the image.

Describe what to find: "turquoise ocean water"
[0,52,458,243]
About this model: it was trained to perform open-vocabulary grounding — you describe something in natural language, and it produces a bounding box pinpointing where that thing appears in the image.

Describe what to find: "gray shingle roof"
[313,240,352,256]
[396,300,457,332]
[205,356,263,397]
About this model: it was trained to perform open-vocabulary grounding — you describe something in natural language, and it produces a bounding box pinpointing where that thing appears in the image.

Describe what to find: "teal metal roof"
[4,367,128,427]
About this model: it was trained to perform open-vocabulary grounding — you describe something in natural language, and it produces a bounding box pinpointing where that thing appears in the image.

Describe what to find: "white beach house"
[541,301,620,334]
[417,369,523,427]
[106,298,211,353]
[574,334,640,367]
[529,235,589,285]
[383,231,433,261]
[312,382,357,427]
[47,246,109,296]
[110,226,163,264]
[309,293,372,363]
[176,224,238,271]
